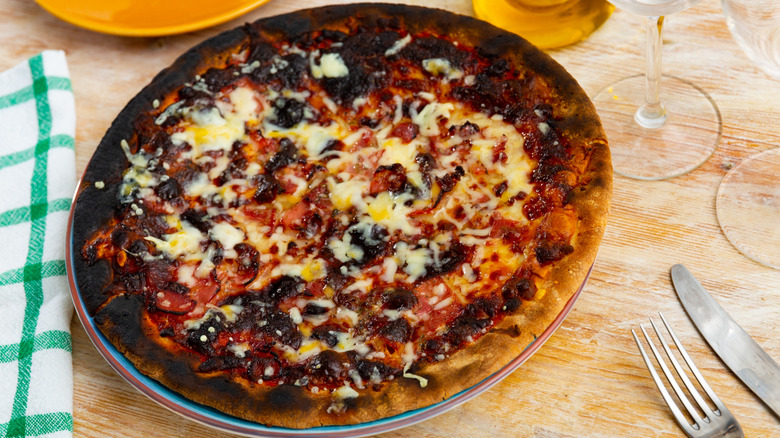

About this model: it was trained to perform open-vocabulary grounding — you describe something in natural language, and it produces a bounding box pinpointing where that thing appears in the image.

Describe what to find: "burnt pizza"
[70,3,611,428]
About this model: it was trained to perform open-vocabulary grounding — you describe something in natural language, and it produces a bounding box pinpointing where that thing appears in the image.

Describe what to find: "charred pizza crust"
[71,3,611,428]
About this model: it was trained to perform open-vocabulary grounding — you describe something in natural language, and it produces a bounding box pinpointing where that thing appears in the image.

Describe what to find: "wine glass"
[716,0,780,269]
[592,0,722,180]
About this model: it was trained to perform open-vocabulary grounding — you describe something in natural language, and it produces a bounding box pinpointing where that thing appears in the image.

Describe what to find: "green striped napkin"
[0,51,76,437]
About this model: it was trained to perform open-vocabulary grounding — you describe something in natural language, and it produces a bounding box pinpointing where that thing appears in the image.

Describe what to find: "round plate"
[35,0,271,37]
[66,215,590,436]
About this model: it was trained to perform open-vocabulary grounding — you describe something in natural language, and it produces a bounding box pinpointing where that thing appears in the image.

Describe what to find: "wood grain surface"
[2,0,779,436]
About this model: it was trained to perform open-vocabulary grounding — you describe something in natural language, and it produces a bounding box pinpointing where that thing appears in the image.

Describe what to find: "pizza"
[70,3,611,429]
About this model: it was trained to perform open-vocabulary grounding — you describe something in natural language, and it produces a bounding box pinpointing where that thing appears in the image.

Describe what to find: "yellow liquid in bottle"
[473,0,614,49]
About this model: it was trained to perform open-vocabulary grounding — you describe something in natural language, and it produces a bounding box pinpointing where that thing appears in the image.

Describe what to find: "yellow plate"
[36,0,272,37]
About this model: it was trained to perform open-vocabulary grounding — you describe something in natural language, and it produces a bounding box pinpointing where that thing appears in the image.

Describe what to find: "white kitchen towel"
[0,50,76,438]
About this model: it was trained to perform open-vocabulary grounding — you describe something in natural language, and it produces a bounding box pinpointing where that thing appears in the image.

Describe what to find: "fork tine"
[645,318,707,428]
[658,312,727,414]
[631,328,696,435]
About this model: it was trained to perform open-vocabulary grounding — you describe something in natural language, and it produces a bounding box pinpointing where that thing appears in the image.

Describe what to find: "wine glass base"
[716,148,780,269]
[592,74,722,180]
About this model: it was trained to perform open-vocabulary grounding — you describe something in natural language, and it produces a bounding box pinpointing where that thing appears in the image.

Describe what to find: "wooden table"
[3,0,779,436]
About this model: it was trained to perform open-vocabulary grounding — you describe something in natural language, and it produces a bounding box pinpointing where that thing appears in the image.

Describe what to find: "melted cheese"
[411,101,454,137]
[327,176,369,211]
[145,219,205,261]
[210,222,244,252]
[310,52,349,79]
[119,35,553,393]
[394,242,433,283]
[384,34,412,56]
[422,58,464,81]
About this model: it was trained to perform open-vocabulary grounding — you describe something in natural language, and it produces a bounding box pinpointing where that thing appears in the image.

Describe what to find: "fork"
[631,313,744,438]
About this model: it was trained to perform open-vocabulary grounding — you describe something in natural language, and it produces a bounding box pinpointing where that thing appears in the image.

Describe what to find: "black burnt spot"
[133,113,174,150]
[377,16,402,30]
[436,166,465,193]
[251,53,309,90]
[319,63,377,105]
[202,66,240,93]
[153,177,182,200]
[415,153,436,173]
[139,215,173,241]
[264,138,298,174]
[445,316,489,347]
[247,355,283,381]
[524,128,568,163]
[246,41,276,65]
[122,272,145,294]
[449,121,480,138]
[315,29,349,44]
[260,310,302,349]
[340,30,400,58]
[355,359,399,384]
[303,302,330,316]
[422,338,446,359]
[421,242,468,281]
[532,162,574,202]
[535,242,574,265]
[450,76,530,121]
[317,32,393,104]
[347,224,388,266]
[270,98,306,129]
[264,385,312,412]
[503,278,537,302]
[332,287,359,311]
[311,324,341,348]
[401,36,470,69]
[198,355,244,373]
[381,288,418,311]
[233,243,260,284]
[306,350,353,385]
[252,173,282,204]
[170,160,203,186]
[503,298,522,313]
[186,315,224,355]
[532,162,571,184]
[379,318,412,343]
[180,209,210,233]
[177,84,210,102]
[216,144,249,185]
[110,228,130,248]
[325,269,349,293]
[493,181,508,197]
[127,239,150,259]
[443,297,501,346]
[484,59,511,78]
[466,296,502,319]
[432,166,465,208]
[263,275,303,303]
[359,117,380,128]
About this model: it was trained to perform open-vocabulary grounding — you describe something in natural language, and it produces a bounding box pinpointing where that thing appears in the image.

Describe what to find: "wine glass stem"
[636,16,668,129]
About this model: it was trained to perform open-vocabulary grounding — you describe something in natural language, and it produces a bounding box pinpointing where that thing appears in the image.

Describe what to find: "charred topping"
[82,20,589,398]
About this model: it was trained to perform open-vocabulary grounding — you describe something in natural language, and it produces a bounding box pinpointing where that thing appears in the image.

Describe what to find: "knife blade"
[671,264,780,418]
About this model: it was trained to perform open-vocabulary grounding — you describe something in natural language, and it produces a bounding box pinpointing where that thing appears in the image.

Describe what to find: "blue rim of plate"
[65,187,592,437]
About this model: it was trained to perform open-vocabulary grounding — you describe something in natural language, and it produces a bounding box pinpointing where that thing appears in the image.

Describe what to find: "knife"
[671,264,780,419]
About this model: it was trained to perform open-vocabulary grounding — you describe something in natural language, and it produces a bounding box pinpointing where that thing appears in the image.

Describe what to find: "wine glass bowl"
[721,0,780,79]
[716,0,780,269]
[716,149,780,269]
[592,0,722,180]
